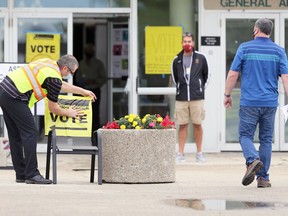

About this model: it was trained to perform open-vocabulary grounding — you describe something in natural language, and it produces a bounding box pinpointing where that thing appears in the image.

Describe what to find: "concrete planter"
[100,129,176,183]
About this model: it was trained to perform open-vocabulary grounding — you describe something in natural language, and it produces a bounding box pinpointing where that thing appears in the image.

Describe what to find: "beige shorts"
[174,100,205,125]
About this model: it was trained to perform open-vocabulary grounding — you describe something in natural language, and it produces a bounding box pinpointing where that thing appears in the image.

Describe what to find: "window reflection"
[0,0,7,7]
[139,95,169,117]
[137,0,197,144]
[137,0,172,130]
[138,0,170,88]
[17,18,67,63]
[14,0,129,8]
[113,93,128,119]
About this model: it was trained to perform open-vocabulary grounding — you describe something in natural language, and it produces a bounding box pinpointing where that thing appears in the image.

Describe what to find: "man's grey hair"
[255,18,273,35]
[57,54,79,69]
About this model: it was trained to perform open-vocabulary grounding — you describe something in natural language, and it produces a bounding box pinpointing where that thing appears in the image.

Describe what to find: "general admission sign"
[204,0,288,10]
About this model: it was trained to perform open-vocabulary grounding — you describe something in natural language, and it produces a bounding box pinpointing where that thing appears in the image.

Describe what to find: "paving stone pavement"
[1,152,288,216]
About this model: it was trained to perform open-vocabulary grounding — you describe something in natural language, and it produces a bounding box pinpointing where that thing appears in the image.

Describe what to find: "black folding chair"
[45,126,102,184]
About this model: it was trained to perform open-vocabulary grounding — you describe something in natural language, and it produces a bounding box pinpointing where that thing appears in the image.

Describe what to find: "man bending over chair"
[0,55,96,184]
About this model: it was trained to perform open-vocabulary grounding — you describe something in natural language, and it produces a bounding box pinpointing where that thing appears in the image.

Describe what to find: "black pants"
[0,88,40,179]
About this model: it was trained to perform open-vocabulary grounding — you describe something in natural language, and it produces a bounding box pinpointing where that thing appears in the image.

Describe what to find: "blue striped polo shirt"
[230,37,288,107]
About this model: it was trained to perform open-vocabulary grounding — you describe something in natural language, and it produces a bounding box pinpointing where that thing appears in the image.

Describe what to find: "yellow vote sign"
[26,32,60,63]
[145,26,182,74]
[44,95,92,137]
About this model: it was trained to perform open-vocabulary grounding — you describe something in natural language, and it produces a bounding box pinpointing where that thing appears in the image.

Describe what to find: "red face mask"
[183,44,193,52]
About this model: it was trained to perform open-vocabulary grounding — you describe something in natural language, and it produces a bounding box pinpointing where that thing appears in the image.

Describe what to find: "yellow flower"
[128,117,134,122]
[132,121,138,127]
[142,118,146,123]
[120,125,126,129]
[124,115,129,119]
[135,126,141,130]
[129,113,136,119]
[157,117,163,122]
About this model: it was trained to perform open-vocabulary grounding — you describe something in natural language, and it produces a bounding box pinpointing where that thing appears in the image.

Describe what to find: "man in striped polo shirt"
[0,55,96,184]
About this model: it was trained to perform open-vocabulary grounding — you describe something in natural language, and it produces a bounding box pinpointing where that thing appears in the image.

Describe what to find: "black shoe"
[25,175,52,184]
[242,160,263,186]
[15,179,26,183]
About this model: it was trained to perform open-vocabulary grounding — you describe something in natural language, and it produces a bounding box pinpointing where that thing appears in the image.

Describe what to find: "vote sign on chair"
[44,95,102,184]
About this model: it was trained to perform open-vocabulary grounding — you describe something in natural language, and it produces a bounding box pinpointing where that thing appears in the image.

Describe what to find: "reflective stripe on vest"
[33,59,59,71]
[22,61,60,101]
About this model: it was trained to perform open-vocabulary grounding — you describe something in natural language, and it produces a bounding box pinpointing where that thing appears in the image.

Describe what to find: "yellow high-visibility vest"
[7,58,62,108]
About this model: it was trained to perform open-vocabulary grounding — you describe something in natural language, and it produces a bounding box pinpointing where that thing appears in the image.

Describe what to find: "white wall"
[199,3,223,152]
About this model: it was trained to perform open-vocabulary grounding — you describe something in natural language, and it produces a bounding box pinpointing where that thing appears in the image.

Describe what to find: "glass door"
[221,13,280,151]
[13,12,72,62]
[279,14,288,150]
[108,21,129,120]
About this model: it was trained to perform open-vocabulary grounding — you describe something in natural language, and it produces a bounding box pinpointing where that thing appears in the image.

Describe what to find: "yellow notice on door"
[44,95,92,137]
[26,32,60,63]
[145,26,182,74]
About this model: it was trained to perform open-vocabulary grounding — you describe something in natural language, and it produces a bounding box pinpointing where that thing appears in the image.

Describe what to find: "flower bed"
[103,113,175,130]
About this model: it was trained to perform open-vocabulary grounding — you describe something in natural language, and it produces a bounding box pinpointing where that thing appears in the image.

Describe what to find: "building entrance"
[199,1,288,152]
[72,15,129,128]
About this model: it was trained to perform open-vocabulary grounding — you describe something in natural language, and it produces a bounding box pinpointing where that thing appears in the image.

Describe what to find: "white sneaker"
[196,152,206,162]
[176,153,185,163]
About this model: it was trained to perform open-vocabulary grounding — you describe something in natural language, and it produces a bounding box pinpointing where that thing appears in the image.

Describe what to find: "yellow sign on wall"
[44,95,92,137]
[26,32,60,63]
[145,26,182,74]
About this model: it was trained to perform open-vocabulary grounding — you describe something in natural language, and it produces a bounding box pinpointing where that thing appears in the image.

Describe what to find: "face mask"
[183,44,193,52]
[85,52,94,59]
[63,74,72,80]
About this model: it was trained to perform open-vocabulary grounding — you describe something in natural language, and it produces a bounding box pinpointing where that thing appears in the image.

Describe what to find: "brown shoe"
[242,160,263,186]
[257,178,271,188]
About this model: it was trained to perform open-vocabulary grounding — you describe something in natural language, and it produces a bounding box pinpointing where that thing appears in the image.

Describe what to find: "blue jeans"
[238,106,277,180]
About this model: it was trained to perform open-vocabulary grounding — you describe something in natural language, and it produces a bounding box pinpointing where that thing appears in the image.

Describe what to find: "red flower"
[160,115,175,128]
[103,121,119,129]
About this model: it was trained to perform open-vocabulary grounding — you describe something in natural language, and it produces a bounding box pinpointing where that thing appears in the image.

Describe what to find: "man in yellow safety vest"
[0,54,96,184]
